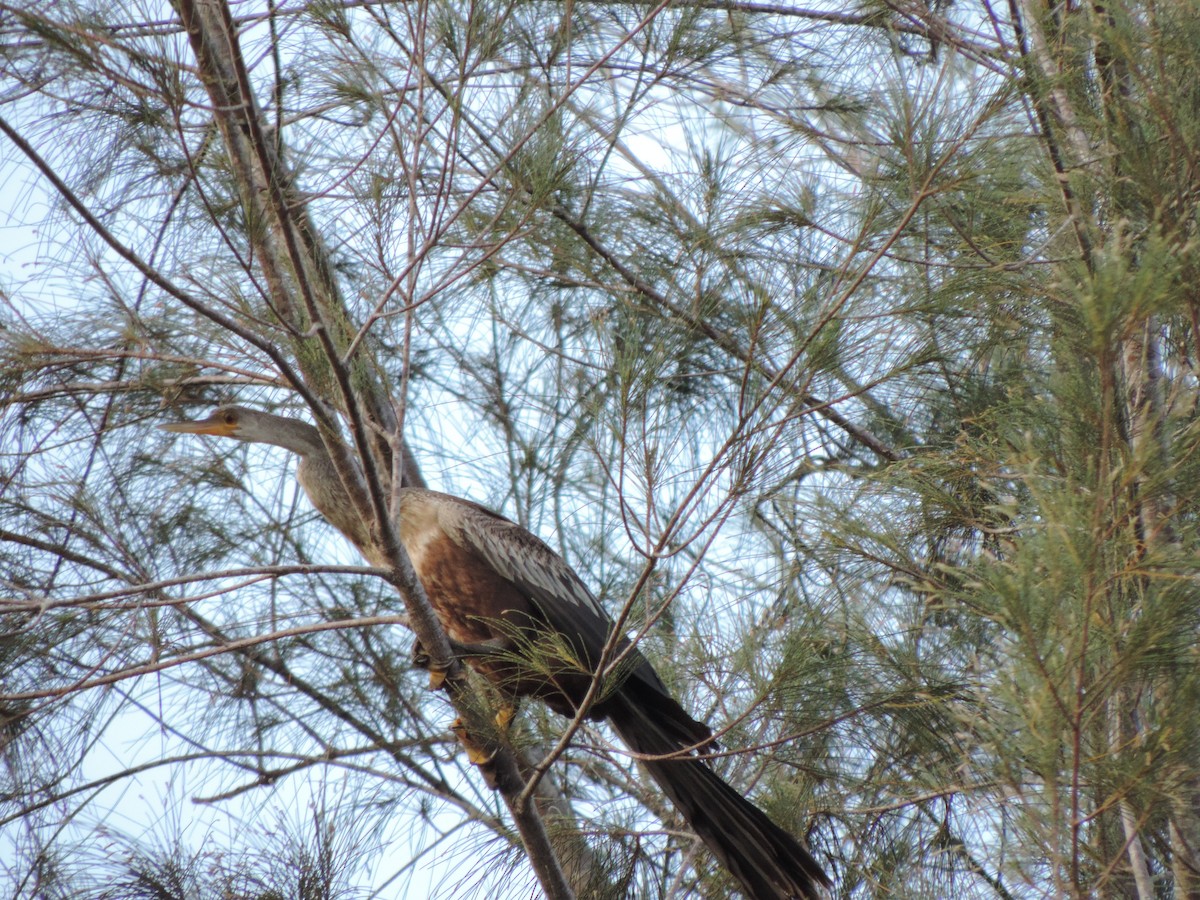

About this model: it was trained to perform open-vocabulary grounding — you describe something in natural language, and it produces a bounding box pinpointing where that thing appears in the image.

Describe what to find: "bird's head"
[160,405,323,456]
[159,405,254,441]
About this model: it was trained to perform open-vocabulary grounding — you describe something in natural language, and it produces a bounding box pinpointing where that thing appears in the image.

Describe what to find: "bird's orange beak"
[159,415,237,438]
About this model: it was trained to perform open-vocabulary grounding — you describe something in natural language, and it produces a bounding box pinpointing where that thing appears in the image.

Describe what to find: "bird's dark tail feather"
[607,697,829,900]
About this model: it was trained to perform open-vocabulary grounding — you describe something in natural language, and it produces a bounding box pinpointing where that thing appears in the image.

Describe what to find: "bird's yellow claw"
[427,665,448,691]
[451,717,497,766]
[494,702,516,733]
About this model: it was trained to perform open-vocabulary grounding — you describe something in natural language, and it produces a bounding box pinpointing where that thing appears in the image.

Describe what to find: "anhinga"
[162,405,830,900]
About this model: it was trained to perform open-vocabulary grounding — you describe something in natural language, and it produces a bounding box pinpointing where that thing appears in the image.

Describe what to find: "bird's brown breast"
[396,491,593,712]
[397,494,534,647]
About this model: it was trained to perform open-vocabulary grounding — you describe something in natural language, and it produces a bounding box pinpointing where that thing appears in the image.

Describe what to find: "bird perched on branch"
[161,405,830,900]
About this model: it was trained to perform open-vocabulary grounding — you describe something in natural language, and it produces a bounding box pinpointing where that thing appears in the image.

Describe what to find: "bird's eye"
[224,412,236,424]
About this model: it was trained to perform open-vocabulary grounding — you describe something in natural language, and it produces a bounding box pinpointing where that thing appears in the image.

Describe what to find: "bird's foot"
[425,664,449,691]
[411,641,450,691]
[494,701,517,734]
[451,717,498,767]
[411,639,429,669]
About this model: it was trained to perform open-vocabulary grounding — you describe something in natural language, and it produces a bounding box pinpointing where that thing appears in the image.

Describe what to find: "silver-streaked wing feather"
[441,494,671,698]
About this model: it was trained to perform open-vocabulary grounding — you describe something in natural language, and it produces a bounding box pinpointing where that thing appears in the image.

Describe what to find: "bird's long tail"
[606,697,829,900]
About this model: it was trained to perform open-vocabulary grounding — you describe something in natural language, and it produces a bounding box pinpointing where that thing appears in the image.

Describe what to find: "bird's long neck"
[282,423,377,558]
[254,412,327,458]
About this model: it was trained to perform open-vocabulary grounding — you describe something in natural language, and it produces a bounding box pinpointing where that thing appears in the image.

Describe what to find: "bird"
[161,405,830,899]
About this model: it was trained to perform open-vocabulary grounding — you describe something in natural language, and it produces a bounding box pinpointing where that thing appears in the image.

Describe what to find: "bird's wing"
[443,495,671,698]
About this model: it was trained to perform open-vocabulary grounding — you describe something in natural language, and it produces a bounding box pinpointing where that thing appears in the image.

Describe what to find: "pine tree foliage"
[2,1,1199,897]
